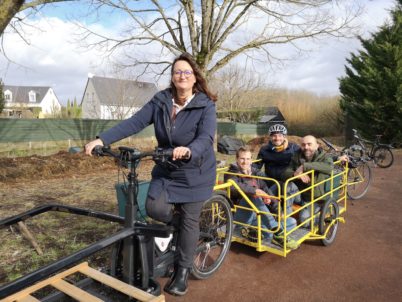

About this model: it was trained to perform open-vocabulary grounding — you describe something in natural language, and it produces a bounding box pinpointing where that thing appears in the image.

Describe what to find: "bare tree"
[210,64,264,112]
[0,0,26,37]
[78,0,362,79]
[0,0,77,37]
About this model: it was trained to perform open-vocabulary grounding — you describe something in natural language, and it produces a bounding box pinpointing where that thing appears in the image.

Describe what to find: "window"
[4,90,12,102]
[29,90,36,103]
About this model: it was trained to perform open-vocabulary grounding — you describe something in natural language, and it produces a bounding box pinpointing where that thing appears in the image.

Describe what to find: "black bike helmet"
[268,124,287,136]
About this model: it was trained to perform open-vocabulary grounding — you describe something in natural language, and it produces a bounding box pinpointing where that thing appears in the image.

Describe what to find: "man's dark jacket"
[254,141,300,180]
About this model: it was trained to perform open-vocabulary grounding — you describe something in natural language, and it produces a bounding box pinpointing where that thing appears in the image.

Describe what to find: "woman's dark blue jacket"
[98,89,216,204]
[254,141,300,180]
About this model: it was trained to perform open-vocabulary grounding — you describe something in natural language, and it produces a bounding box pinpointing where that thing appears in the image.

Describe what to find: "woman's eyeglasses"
[173,70,193,77]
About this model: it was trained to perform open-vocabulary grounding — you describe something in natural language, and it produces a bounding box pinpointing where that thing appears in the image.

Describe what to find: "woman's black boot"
[164,266,190,296]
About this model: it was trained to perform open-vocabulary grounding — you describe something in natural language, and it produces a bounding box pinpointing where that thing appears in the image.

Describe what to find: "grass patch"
[0,211,120,285]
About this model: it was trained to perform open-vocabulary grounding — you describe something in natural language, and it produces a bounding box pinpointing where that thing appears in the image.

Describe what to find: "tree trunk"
[0,0,25,36]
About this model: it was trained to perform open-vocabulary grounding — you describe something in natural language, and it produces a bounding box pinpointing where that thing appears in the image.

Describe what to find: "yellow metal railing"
[214,159,348,256]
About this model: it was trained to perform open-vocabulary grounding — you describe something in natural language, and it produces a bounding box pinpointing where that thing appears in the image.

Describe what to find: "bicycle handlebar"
[321,138,338,152]
[352,129,387,146]
[321,138,363,166]
[93,145,172,158]
[92,145,189,169]
[352,128,361,140]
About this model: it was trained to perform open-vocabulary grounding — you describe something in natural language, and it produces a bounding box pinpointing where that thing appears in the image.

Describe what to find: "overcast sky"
[0,0,397,105]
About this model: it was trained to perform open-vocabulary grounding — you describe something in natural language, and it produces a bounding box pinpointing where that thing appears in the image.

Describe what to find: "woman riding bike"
[85,53,217,296]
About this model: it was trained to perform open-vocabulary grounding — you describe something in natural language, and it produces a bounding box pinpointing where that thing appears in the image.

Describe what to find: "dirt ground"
[0,147,401,301]
[178,150,402,302]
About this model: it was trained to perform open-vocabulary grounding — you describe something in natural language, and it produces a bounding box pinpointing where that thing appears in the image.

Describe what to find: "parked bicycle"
[350,129,394,168]
[321,138,372,200]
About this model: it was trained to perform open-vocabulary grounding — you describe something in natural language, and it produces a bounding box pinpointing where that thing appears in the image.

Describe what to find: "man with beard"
[282,135,334,226]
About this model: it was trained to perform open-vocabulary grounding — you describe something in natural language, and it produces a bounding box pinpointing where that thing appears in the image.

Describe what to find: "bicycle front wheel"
[192,194,233,280]
[347,162,372,200]
[373,146,394,168]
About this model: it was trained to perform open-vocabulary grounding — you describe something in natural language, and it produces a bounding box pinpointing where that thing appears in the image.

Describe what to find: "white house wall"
[40,89,61,114]
[100,105,140,119]
[81,80,100,119]
[4,102,41,108]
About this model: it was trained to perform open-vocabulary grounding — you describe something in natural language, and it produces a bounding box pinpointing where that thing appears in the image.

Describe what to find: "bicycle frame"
[0,204,172,299]
[354,134,376,158]
[0,147,173,299]
[1,145,235,300]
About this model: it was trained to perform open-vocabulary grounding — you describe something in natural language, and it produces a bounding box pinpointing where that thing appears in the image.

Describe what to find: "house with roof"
[2,85,62,118]
[81,75,158,119]
[258,106,286,125]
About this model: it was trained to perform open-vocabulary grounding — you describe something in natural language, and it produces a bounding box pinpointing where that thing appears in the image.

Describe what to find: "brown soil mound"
[1,136,336,184]
[0,151,117,183]
[0,136,299,183]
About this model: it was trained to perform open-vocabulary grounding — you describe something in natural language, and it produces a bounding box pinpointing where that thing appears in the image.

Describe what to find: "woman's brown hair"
[170,53,217,102]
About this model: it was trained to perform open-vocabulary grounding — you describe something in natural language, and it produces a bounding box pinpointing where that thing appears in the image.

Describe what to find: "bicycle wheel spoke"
[347,163,371,200]
[192,195,232,279]
[194,242,212,269]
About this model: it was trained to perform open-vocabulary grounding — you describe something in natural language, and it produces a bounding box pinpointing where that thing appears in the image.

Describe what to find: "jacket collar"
[157,88,210,109]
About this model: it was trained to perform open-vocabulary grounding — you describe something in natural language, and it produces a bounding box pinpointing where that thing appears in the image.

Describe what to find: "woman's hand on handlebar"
[172,146,191,161]
[84,139,104,156]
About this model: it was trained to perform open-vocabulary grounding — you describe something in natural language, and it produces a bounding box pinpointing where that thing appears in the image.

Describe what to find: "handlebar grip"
[92,145,112,156]
[164,149,174,157]
[92,145,104,156]
[154,148,190,160]
[182,151,191,160]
